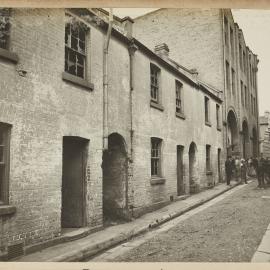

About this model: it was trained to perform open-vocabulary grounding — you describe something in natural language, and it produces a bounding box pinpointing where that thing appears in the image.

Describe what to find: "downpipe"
[103,8,113,150]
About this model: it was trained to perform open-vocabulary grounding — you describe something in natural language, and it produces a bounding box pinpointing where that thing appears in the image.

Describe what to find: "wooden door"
[62,137,87,228]
[177,145,184,196]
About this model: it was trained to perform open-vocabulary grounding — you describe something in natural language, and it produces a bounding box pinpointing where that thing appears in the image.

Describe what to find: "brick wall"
[0,8,104,252]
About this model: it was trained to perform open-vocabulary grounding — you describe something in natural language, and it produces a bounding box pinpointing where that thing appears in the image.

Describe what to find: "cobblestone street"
[107,181,270,262]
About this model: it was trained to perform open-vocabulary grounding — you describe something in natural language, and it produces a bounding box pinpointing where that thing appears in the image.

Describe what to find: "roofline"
[70,8,222,103]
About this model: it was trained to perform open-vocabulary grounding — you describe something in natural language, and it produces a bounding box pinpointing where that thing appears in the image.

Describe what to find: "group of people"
[225,154,270,188]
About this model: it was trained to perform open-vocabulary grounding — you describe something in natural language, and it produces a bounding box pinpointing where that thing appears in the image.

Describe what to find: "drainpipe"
[103,8,113,150]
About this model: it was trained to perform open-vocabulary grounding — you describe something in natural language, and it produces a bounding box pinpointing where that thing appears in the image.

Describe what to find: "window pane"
[69,63,76,75]
[71,36,78,50]
[79,41,85,53]
[79,29,85,42]
[0,146,4,162]
[77,66,84,78]
[69,50,76,63]
[77,54,84,65]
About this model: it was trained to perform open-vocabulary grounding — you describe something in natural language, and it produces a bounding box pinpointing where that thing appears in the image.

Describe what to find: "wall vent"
[7,242,24,260]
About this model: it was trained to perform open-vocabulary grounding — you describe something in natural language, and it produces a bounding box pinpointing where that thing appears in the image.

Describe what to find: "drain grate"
[7,242,24,260]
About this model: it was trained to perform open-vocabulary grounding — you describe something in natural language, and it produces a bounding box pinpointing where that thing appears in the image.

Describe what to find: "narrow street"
[89,181,270,262]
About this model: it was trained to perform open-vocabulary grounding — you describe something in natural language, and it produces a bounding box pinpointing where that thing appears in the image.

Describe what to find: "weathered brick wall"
[0,8,104,252]
[134,8,224,91]
[130,50,223,213]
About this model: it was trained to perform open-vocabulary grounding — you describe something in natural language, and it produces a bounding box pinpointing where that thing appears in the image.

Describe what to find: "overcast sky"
[111,8,270,116]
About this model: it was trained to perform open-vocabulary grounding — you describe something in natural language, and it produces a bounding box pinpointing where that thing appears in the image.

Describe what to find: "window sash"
[150,65,159,102]
[151,139,161,176]
[65,21,86,79]
[176,81,182,113]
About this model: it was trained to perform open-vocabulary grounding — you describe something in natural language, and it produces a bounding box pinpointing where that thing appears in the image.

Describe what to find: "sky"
[110,8,270,116]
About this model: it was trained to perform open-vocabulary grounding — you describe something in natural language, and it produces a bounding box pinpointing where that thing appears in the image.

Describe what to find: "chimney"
[121,16,134,39]
[154,43,169,59]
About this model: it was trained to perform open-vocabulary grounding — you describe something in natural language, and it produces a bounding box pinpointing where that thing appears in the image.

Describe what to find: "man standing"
[225,156,233,186]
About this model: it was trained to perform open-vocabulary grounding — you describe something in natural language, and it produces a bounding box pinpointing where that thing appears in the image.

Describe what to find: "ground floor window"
[151,137,162,177]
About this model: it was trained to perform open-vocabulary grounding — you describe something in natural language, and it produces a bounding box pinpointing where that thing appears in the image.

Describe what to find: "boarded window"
[0,123,11,205]
[175,80,183,114]
[150,63,160,103]
[65,15,87,78]
[151,137,162,177]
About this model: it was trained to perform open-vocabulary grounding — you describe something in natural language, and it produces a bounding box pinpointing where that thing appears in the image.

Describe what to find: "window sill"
[205,121,212,127]
[217,126,222,131]
[175,112,185,120]
[150,177,166,185]
[0,48,19,64]
[206,171,213,175]
[62,72,94,91]
[150,100,164,112]
[0,204,16,216]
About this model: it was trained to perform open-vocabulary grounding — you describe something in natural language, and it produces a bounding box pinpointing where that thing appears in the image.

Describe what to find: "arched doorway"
[189,142,197,193]
[102,133,128,223]
[227,110,239,156]
[242,120,249,159]
[252,128,258,157]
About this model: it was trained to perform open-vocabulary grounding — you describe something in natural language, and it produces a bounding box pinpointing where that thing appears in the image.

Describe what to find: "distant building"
[134,8,260,159]
[259,111,270,157]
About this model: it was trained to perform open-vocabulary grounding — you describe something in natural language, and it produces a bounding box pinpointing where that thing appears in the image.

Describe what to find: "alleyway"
[90,181,270,262]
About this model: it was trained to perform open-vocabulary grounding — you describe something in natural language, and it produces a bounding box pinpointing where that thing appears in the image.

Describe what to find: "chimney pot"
[154,43,169,58]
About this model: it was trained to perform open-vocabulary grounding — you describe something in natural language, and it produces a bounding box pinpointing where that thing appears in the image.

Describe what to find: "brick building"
[134,8,260,160]
[259,111,270,158]
[0,7,235,259]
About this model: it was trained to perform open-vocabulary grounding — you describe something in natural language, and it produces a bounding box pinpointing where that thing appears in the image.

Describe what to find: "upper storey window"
[0,8,10,50]
[65,15,87,79]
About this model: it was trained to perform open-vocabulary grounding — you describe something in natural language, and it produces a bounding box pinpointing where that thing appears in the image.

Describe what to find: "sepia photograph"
[0,1,270,266]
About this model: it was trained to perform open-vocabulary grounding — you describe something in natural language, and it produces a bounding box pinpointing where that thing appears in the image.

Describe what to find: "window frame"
[64,17,87,79]
[175,80,183,115]
[0,122,11,205]
[206,144,211,172]
[151,137,162,178]
[204,96,210,125]
[225,61,230,93]
[150,63,160,104]
[216,104,221,130]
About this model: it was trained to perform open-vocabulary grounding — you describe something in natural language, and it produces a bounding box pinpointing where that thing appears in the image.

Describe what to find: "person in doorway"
[240,158,247,184]
[225,156,233,186]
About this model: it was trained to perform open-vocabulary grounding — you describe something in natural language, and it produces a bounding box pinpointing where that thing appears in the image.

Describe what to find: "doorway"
[177,145,184,196]
[61,136,88,228]
[218,148,221,182]
[188,142,197,193]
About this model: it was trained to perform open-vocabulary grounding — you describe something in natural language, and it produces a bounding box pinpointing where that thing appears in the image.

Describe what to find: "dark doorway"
[242,121,249,159]
[177,145,184,196]
[61,136,88,228]
[227,110,239,156]
[189,142,197,193]
[218,148,221,182]
[103,133,128,222]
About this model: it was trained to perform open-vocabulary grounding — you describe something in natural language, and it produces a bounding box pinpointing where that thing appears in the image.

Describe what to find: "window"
[151,137,162,177]
[230,27,234,56]
[253,96,256,114]
[216,104,220,129]
[150,63,160,103]
[175,80,183,114]
[206,145,211,172]
[65,15,87,79]
[231,68,235,95]
[224,17,228,45]
[239,44,242,70]
[240,81,244,106]
[205,96,210,124]
[243,50,246,73]
[0,8,10,49]
[244,85,247,108]
[0,123,10,205]
[226,61,230,92]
